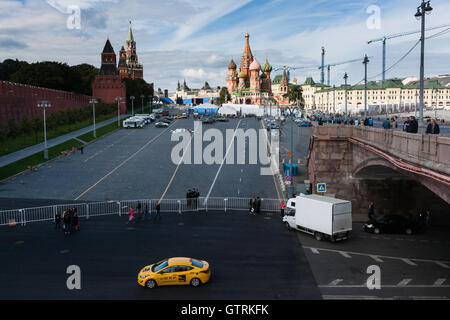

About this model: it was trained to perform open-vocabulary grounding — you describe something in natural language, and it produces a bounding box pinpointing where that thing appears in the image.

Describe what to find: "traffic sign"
[317,183,327,193]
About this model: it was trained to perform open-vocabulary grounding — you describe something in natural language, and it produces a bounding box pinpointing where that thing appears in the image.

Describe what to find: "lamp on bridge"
[89,98,98,138]
[37,101,51,160]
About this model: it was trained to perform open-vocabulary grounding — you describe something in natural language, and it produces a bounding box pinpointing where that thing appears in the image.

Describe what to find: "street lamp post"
[435,88,438,119]
[415,90,418,117]
[130,96,135,116]
[415,0,433,128]
[140,94,145,113]
[344,73,348,119]
[363,55,370,119]
[37,101,51,159]
[116,97,122,127]
[89,99,98,138]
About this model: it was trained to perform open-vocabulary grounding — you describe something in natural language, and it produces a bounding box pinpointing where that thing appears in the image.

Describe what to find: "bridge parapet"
[313,125,450,176]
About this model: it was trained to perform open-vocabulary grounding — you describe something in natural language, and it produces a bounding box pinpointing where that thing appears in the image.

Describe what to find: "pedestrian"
[368,202,375,223]
[136,201,142,221]
[318,118,323,126]
[391,117,397,129]
[79,146,84,154]
[403,116,411,132]
[143,204,149,220]
[186,189,192,209]
[280,202,286,219]
[364,118,369,126]
[194,188,200,210]
[154,202,161,221]
[368,118,373,126]
[354,119,359,126]
[55,211,61,229]
[127,206,135,224]
[382,118,391,129]
[63,210,71,235]
[249,198,255,215]
[426,119,440,134]
[256,197,261,214]
[410,116,418,133]
[349,118,354,125]
[72,212,79,232]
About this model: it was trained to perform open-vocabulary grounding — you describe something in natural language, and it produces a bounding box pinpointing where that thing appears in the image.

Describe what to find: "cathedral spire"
[242,32,252,57]
[128,21,134,42]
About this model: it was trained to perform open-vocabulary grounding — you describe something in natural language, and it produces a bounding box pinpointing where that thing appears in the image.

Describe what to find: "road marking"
[434,278,446,286]
[158,130,194,203]
[328,279,343,286]
[339,251,352,258]
[370,255,384,262]
[435,262,450,269]
[302,246,450,267]
[397,279,412,286]
[320,284,450,288]
[204,119,242,204]
[310,248,320,254]
[402,259,417,266]
[74,121,177,200]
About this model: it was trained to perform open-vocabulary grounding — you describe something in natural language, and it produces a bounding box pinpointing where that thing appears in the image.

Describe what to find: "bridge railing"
[0,197,283,227]
[313,125,450,176]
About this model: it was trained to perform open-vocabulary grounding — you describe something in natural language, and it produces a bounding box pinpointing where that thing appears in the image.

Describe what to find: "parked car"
[201,117,214,124]
[216,117,229,122]
[299,121,312,127]
[363,214,426,235]
[155,122,169,128]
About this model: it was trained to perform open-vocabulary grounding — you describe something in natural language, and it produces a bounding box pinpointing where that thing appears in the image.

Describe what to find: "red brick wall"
[91,76,127,114]
[0,80,93,127]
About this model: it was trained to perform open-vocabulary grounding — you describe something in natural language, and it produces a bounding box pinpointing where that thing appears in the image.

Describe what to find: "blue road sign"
[317,183,327,193]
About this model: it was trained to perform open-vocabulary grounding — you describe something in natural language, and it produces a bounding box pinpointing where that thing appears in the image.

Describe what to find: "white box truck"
[283,194,352,242]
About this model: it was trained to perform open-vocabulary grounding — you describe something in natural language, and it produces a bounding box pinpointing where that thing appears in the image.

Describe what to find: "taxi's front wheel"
[190,278,201,287]
[146,279,157,289]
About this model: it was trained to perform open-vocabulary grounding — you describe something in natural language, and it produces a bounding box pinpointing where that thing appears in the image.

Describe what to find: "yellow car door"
[156,266,177,286]
[172,265,194,285]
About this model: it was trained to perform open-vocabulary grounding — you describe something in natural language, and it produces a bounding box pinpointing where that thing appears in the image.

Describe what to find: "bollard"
[86,203,90,220]
[224,199,228,213]
[117,201,121,216]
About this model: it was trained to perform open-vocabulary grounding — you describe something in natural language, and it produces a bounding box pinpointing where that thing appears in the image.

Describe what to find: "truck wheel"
[314,232,323,241]
[285,222,291,231]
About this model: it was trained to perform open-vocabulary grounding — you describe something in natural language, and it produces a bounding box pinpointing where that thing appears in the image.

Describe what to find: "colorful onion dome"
[261,58,272,73]
[228,58,237,70]
[249,58,261,71]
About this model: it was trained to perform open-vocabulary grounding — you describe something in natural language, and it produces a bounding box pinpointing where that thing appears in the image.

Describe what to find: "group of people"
[127,201,161,224]
[55,208,79,235]
[402,116,419,133]
[249,197,262,215]
[186,188,200,209]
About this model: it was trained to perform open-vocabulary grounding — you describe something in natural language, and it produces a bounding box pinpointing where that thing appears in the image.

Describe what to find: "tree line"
[0,103,116,144]
[0,59,99,96]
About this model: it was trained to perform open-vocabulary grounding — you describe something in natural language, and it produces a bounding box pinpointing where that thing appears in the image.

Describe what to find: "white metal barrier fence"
[0,197,283,227]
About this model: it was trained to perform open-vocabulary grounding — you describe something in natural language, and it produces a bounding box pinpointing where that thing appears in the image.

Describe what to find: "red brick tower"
[240,32,254,88]
[226,58,238,93]
[91,39,126,112]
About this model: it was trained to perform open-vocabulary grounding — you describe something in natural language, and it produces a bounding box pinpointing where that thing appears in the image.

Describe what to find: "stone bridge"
[306,125,450,217]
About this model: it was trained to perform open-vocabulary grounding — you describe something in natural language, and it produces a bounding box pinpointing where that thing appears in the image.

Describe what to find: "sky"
[1,0,450,92]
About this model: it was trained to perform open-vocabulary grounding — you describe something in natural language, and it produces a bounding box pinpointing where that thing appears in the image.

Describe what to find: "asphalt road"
[0,117,278,202]
[0,211,321,300]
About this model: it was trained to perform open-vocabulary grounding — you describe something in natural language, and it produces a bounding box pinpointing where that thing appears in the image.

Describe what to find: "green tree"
[216,87,231,106]
[284,85,305,110]
[7,118,20,138]
[31,116,43,144]
[0,59,27,81]
[20,115,32,142]
[0,123,6,142]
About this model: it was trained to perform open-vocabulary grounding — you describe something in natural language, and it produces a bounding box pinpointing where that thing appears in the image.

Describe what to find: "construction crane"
[368,24,450,84]
[272,66,319,84]
[318,57,373,86]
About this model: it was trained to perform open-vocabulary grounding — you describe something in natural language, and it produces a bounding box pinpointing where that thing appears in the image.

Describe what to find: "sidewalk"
[0,115,128,168]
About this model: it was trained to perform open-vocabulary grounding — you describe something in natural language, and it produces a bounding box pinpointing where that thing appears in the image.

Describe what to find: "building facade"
[226,33,273,105]
[171,80,220,104]
[300,77,450,114]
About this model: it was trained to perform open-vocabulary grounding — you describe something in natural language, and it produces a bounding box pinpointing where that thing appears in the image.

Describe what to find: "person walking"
[72,212,79,232]
[137,201,142,220]
[368,202,375,223]
[403,116,411,132]
[280,202,286,219]
[382,118,391,129]
[63,210,71,235]
[127,206,135,225]
[249,198,255,215]
[154,202,161,221]
[256,197,261,215]
[410,116,418,133]
[426,119,440,134]
[55,211,61,229]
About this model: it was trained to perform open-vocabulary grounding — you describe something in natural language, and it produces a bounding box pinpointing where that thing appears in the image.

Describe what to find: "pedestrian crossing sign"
[317,183,327,193]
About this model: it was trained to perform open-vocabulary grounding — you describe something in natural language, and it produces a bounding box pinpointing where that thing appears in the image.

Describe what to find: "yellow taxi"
[137,257,211,289]
[174,115,184,119]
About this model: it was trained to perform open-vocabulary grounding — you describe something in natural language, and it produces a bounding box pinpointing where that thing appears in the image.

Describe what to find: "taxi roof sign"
[316,183,327,193]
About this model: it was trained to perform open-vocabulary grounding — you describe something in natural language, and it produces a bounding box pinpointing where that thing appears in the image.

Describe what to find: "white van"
[123,117,145,128]
[283,194,352,242]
